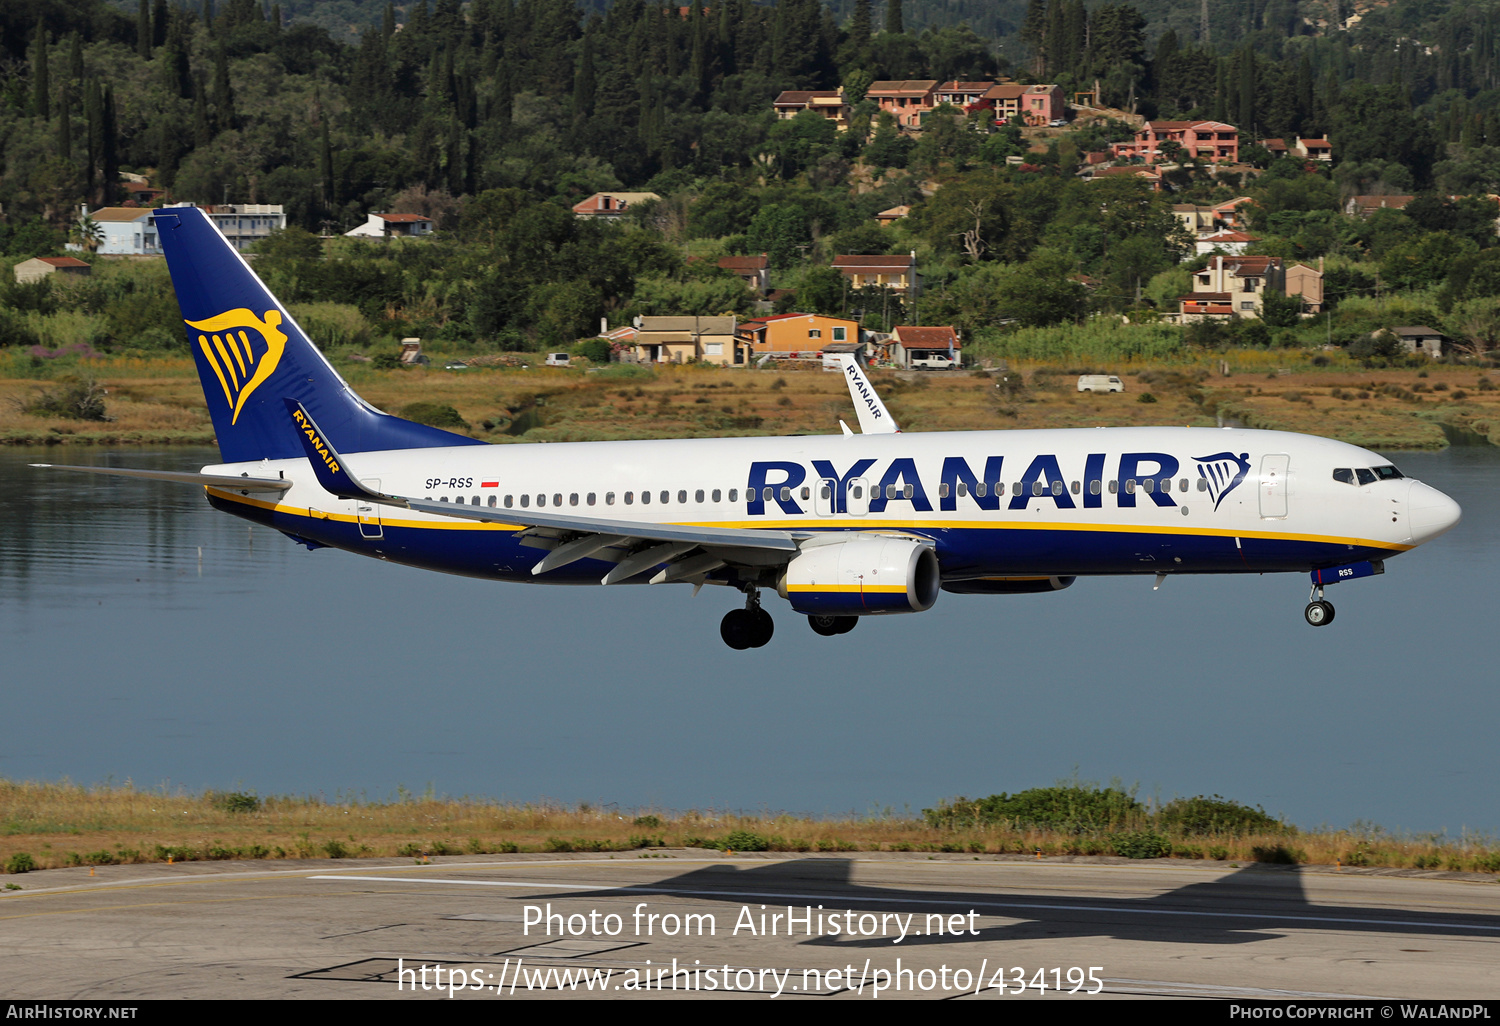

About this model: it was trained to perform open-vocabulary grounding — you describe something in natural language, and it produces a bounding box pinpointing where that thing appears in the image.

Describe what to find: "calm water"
[1,444,1496,835]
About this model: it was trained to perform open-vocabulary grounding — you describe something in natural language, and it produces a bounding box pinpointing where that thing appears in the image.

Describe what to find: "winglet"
[835,354,898,434]
[283,398,399,504]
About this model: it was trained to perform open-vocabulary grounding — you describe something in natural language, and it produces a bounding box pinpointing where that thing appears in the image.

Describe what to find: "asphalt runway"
[3,853,1498,1000]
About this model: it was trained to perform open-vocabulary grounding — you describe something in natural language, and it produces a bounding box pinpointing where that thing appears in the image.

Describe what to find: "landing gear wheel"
[808,614,858,637]
[748,607,774,648]
[1304,600,1335,627]
[721,608,754,649]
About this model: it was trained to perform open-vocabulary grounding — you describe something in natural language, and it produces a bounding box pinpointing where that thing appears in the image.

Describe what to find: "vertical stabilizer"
[155,206,484,463]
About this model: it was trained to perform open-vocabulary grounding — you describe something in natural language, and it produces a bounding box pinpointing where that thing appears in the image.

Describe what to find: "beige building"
[631,316,741,366]
[771,90,850,130]
[1286,262,1324,314]
[831,253,917,294]
[1177,255,1285,322]
[14,256,91,285]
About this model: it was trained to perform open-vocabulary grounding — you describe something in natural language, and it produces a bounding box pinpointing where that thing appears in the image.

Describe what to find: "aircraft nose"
[1407,481,1461,544]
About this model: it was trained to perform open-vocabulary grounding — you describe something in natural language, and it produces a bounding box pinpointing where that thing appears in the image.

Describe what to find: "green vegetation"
[0,0,1498,368]
[1,777,1497,874]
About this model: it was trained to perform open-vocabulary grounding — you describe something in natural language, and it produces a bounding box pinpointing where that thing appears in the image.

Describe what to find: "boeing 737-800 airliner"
[36,207,1462,648]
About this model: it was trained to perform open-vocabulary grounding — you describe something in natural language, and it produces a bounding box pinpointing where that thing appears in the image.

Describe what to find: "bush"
[16,376,107,420]
[723,830,770,852]
[5,853,36,874]
[400,402,468,429]
[576,338,612,364]
[1112,831,1171,859]
[1251,844,1305,864]
[209,791,262,814]
[1159,795,1286,837]
[925,784,1142,831]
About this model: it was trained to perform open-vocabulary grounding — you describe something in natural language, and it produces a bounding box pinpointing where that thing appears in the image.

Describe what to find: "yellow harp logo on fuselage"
[185,308,288,425]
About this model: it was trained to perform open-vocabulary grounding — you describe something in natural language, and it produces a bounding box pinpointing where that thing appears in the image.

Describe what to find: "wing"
[285,398,799,585]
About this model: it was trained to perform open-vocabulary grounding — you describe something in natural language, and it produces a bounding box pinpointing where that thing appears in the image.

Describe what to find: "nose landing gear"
[1304,583,1335,627]
[721,588,774,649]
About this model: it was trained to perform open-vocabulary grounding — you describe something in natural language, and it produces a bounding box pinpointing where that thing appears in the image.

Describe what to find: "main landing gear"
[721,589,774,650]
[807,614,859,637]
[1304,583,1336,627]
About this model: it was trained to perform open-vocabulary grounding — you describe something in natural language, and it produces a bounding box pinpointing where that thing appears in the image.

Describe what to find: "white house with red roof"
[831,253,918,294]
[570,192,661,220]
[1194,229,1259,257]
[890,325,961,368]
[345,212,435,238]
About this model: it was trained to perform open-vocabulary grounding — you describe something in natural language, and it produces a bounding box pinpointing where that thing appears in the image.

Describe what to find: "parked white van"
[1077,374,1124,393]
[545,353,571,367]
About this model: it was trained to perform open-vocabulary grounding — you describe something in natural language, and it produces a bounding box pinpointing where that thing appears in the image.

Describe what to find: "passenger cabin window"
[641,491,651,504]
[606,492,615,505]
[660,490,669,504]
[587,493,596,506]
[678,490,688,503]
[696,490,705,502]
[554,493,562,506]
[488,495,497,508]
[521,495,530,507]
[956,482,967,497]
[505,495,514,507]
[1109,480,1119,494]
[570,493,579,506]
[712,489,721,502]
[939,483,950,498]
[624,492,634,504]
[1089,480,1101,495]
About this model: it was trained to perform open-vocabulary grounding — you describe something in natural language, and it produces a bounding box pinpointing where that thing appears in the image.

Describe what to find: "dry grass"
[1,353,1498,450]
[1,779,1496,874]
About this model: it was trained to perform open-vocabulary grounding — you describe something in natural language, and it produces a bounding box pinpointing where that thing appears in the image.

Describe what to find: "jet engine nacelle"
[941,576,1076,595]
[778,536,940,616]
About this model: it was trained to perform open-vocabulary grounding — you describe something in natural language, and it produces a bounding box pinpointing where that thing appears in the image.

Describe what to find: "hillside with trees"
[1,0,1499,359]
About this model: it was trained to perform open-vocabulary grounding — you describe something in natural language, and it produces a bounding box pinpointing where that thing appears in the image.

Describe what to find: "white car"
[545,353,571,367]
[910,353,959,371]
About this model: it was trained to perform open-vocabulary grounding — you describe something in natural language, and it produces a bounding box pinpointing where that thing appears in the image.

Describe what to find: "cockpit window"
[1373,465,1404,480]
[1333,468,1354,485]
[1355,468,1377,486]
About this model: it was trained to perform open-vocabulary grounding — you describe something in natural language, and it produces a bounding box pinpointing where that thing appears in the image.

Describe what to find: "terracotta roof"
[89,207,150,222]
[1200,230,1258,242]
[1216,256,1280,273]
[1182,292,1233,301]
[984,83,1027,100]
[936,81,994,93]
[1261,138,1287,149]
[876,205,910,219]
[774,90,840,106]
[38,257,90,267]
[718,255,768,271]
[1092,166,1160,179]
[867,80,938,96]
[377,213,433,223]
[1351,195,1413,211]
[1299,137,1332,149]
[894,326,960,349]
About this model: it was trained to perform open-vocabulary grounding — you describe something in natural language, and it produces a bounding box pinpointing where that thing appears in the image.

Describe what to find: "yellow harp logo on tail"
[185,309,289,425]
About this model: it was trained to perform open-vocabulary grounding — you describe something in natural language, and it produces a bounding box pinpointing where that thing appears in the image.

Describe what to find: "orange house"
[737,313,859,356]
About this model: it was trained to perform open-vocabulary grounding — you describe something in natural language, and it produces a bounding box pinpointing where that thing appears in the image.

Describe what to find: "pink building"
[1111,121,1240,164]
[983,83,1064,126]
[866,80,938,128]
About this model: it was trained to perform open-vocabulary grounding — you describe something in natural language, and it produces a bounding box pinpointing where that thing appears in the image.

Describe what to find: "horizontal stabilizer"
[30,464,291,492]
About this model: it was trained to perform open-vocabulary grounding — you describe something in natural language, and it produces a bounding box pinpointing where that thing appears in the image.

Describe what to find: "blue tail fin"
[154,206,484,463]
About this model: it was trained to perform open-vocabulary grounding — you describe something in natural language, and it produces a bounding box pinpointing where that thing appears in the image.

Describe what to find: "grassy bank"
[2,779,1497,878]
[2,350,1498,450]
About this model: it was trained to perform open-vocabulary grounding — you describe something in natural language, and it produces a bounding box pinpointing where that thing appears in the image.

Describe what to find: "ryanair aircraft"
[37,208,1461,648]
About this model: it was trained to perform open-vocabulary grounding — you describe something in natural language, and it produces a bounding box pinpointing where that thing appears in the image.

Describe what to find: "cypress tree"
[212,47,237,131]
[101,85,118,205]
[886,0,902,35]
[574,27,597,120]
[138,0,152,59]
[57,86,72,160]
[32,26,51,120]
[152,0,169,48]
[271,4,282,32]
[69,33,84,86]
